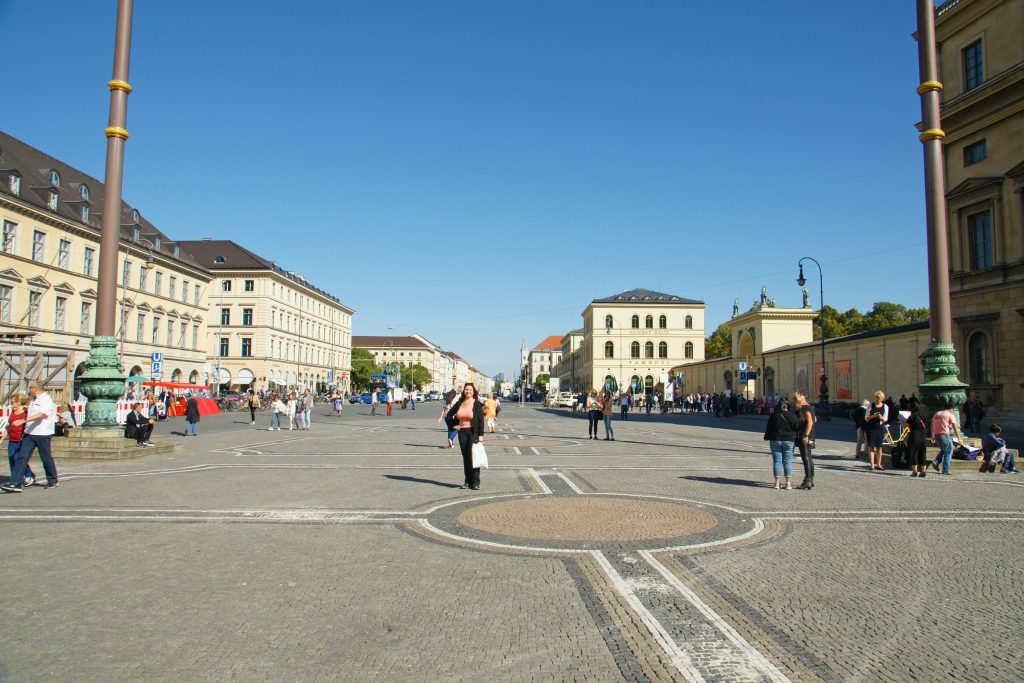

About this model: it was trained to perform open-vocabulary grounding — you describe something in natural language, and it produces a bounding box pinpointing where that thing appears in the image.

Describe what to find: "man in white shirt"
[2,380,59,492]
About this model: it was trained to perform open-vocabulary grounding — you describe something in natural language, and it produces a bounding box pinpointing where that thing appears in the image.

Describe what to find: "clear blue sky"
[0,1,933,378]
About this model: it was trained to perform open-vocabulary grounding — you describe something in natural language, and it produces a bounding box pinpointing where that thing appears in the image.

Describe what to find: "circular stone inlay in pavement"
[458,498,718,542]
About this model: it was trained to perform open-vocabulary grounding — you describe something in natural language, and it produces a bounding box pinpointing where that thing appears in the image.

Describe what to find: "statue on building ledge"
[732,298,740,317]
[802,288,811,308]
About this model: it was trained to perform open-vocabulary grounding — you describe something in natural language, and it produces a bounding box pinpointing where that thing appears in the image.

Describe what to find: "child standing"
[286,392,298,431]
[983,424,1018,474]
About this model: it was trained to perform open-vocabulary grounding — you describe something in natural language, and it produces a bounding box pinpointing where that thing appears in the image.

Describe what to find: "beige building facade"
[0,132,211,400]
[934,0,1024,419]
[578,289,706,394]
[179,240,353,394]
[352,334,491,394]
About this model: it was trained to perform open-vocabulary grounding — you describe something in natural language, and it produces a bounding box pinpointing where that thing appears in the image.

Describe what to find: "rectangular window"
[32,230,45,262]
[166,319,174,347]
[123,261,132,287]
[28,291,41,327]
[194,284,200,305]
[963,40,984,90]
[221,308,230,325]
[152,317,160,345]
[968,211,994,270]
[963,139,987,166]
[8,174,20,196]
[182,280,189,302]
[0,285,11,323]
[180,322,187,347]
[241,338,252,357]
[244,279,254,292]
[154,271,162,296]
[84,247,95,276]
[80,302,92,335]
[221,280,231,292]
[219,338,229,357]
[80,205,89,223]
[136,313,145,342]
[192,325,199,350]
[58,239,71,269]
[242,308,253,326]
[139,266,148,291]
[48,192,58,211]
[168,276,176,300]
[1,220,15,254]
[55,296,66,331]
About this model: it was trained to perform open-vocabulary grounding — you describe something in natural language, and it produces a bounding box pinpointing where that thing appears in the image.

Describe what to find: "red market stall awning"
[142,381,208,390]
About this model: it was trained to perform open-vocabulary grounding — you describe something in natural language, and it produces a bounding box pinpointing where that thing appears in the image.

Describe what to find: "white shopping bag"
[471,442,489,468]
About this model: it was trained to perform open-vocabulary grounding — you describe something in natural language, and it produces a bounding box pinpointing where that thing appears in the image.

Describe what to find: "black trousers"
[620,406,628,420]
[458,428,480,487]
[588,410,601,436]
[796,440,814,479]
[132,422,154,444]
[909,437,928,468]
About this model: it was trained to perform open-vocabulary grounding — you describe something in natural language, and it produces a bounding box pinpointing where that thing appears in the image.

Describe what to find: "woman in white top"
[268,395,287,431]
[286,392,298,430]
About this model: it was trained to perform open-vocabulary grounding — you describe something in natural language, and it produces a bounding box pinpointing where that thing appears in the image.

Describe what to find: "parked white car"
[555,391,574,408]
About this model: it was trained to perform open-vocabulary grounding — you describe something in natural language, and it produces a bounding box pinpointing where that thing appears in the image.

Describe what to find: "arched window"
[684,341,694,359]
[605,315,613,329]
[685,315,693,329]
[630,341,640,358]
[79,184,89,200]
[48,170,60,187]
[631,315,639,329]
[658,342,668,358]
[658,315,667,329]
[644,375,655,392]
[644,341,654,358]
[645,315,654,329]
[969,332,990,384]
[604,341,614,358]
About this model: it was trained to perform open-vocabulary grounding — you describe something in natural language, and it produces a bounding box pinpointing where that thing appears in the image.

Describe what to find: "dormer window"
[79,184,89,200]
[48,192,58,211]
[8,174,19,196]
[153,237,161,250]
[48,170,60,187]
[214,256,225,264]
[132,226,141,242]
[173,245,180,258]
[80,205,90,222]
[130,209,140,223]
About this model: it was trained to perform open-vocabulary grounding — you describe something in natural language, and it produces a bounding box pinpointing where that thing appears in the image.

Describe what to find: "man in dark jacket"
[185,395,200,436]
[125,402,155,446]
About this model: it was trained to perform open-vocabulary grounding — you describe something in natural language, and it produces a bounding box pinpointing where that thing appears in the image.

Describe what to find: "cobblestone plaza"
[2,405,1021,682]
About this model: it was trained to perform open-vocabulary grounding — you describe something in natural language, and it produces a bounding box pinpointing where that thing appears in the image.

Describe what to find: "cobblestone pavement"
[1,403,1022,682]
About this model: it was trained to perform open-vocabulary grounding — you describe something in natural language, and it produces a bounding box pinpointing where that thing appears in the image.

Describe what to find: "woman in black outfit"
[906,399,929,478]
[446,383,485,490]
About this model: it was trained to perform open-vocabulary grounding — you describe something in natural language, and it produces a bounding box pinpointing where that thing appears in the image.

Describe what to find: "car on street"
[349,392,373,404]
[555,391,574,408]
[426,391,442,402]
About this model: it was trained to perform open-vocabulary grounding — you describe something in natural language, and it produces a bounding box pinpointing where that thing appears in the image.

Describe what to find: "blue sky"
[0,1,932,378]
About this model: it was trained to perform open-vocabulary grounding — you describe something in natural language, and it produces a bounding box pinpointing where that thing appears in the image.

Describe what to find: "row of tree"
[704,302,930,359]
[350,347,432,391]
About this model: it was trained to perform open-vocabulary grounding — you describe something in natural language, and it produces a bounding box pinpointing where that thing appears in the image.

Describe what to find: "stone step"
[858,446,1019,472]
[50,435,180,460]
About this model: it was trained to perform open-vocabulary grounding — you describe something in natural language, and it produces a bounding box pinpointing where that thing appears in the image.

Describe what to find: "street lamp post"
[796,257,830,421]
[80,0,134,429]
[915,0,966,413]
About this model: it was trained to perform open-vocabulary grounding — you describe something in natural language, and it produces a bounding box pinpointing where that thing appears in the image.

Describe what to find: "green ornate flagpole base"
[79,336,126,429]
[917,342,968,415]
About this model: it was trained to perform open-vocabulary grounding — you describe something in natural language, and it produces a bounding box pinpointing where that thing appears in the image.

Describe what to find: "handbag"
[471,442,489,468]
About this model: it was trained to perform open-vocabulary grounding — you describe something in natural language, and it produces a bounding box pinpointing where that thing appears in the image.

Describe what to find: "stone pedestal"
[918,341,968,414]
[51,430,180,460]
[78,335,126,429]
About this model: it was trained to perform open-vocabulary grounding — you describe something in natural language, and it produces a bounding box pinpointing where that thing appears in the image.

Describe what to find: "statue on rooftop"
[732,298,739,317]
[802,288,811,308]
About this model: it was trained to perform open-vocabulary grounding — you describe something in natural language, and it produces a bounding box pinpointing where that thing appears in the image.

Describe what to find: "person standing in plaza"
[287,392,298,430]
[620,392,630,420]
[370,389,379,416]
[446,383,484,489]
[764,399,800,489]
[439,389,458,448]
[4,394,35,487]
[247,389,259,425]
[3,381,59,492]
[386,388,394,416]
[586,390,602,439]
[184,394,200,436]
[930,401,962,476]
[793,391,816,489]
[602,390,615,441]
[865,391,889,470]
[906,399,929,478]
[853,399,870,458]
[268,394,286,431]
[332,392,344,417]
[483,393,497,434]
[301,389,313,429]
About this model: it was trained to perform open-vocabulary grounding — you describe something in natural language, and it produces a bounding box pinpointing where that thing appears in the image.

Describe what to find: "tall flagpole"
[81,0,135,428]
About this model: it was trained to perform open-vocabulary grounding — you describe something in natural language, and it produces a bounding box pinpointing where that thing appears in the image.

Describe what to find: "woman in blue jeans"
[763,401,800,489]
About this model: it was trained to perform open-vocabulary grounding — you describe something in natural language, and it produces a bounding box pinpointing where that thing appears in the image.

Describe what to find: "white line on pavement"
[527,468,552,494]
[554,471,583,494]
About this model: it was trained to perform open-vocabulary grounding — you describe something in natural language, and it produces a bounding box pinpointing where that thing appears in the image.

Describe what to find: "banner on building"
[795,363,809,397]
[835,359,852,400]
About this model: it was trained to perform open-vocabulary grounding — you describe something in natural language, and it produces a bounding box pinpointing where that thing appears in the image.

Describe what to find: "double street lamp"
[796,256,830,421]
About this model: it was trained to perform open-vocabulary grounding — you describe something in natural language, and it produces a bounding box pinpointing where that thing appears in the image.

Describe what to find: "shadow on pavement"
[680,475,771,488]
[384,474,461,489]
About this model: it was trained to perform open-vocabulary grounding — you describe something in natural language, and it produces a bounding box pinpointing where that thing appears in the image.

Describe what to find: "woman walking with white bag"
[446,382,485,490]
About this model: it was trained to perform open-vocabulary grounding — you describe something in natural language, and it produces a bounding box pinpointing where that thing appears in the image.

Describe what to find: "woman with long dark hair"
[446,383,485,489]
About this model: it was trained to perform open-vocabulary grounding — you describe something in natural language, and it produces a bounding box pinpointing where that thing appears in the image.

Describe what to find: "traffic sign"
[151,352,163,362]
[152,361,163,374]
[739,371,747,382]
[738,361,748,371]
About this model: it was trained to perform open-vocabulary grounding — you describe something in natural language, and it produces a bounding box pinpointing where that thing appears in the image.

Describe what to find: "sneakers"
[1,483,23,493]
[268,427,274,431]
[23,476,34,487]
[45,481,59,489]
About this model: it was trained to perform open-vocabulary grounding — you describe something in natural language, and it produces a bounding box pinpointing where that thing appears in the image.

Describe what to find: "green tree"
[812,302,930,340]
[813,305,851,340]
[705,324,732,359]
[351,348,380,391]
[405,363,432,390]
[535,373,550,392]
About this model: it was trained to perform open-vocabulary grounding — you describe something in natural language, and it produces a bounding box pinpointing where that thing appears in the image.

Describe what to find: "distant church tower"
[520,338,529,380]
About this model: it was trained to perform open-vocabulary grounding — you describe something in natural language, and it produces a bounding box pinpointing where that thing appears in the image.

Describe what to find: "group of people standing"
[763,391,816,490]
[582,391,615,440]
[265,389,314,431]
